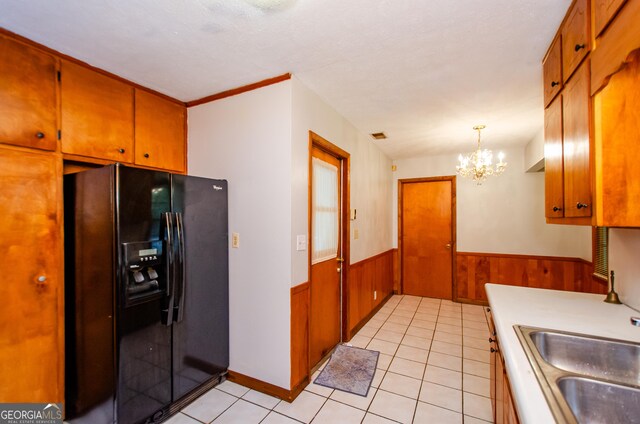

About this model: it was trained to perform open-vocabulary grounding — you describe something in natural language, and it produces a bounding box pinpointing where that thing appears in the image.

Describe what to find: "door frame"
[308,131,350,366]
[398,176,458,300]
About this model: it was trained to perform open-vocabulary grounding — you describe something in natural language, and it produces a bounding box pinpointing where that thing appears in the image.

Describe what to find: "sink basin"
[529,329,640,387]
[514,326,640,423]
[558,376,640,424]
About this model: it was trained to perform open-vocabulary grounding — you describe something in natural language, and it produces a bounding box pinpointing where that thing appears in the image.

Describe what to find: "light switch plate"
[296,235,307,251]
[354,228,359,240]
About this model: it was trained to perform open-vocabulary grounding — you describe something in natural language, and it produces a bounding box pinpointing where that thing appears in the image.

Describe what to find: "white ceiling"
[0,0,571,159]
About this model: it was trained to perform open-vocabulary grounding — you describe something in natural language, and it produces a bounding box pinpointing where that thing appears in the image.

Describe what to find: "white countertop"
[485,283,640,424]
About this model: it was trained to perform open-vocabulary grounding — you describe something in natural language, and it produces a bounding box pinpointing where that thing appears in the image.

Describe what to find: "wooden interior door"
[401,178,454,299]
[309,146,342,368]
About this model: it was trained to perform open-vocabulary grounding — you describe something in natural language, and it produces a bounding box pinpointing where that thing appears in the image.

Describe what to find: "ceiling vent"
[370,132,387,140]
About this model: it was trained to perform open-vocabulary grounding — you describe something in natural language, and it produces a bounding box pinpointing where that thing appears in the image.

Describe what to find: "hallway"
[166,294,493,424]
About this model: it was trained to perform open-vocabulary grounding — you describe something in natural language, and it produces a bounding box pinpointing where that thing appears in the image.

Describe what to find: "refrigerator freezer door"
[116,166,173,424]
[171,175,229,400]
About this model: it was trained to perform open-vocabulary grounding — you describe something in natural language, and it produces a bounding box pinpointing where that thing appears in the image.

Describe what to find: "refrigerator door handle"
[161,212,175,326]
[174,212,186,323]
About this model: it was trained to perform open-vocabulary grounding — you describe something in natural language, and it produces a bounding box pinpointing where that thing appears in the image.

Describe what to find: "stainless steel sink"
[515,326,640,423]
[529,329,640,387]
[558,376,640,424]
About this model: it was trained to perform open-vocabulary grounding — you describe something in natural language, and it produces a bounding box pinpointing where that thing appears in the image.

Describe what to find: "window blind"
[311,157,339,264]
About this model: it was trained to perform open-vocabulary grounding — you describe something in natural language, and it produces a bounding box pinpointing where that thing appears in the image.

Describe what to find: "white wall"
[291,76,393,285]
[609,228,640,311]
[188,81,293,388]
[392,146,592,259]
[187,77,394,390]
[524,130,544,172]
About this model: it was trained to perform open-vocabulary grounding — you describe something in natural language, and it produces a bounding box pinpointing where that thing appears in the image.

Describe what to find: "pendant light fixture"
[456,125,507,185]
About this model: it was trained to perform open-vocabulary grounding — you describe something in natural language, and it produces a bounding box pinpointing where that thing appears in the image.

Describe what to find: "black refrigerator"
[64,164,229,424]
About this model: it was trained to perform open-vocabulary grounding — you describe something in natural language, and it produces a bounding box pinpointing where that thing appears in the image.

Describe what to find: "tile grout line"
[412,298,442,423]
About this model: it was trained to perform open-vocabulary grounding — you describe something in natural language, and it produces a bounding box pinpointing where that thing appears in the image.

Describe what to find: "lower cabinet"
[488,308,520,424]
[0,146,64,403]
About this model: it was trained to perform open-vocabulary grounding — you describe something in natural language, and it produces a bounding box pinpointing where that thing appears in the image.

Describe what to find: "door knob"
[337,267,341,273]
[445,243,451,249]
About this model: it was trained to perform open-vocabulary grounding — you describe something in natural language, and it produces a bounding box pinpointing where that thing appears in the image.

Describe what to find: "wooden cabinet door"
[562,62,592,218]
[562,0,590,82]
[544,97,565,218]
[0,36,57,151]
[134,89,186,172]
[597,50,640,226]
[495,347,505,424]
[504,373,520,424]
[0,146,63,403]
[594,0,627,37]
[591,0,640,94]
[543,36,562,108]
[61,60,133,162]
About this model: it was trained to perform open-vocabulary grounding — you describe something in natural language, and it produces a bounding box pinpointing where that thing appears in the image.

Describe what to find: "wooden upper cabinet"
[596,50,640,226]
[0,146,63,403]
[61,60,134,162]
[0,36,57,151]
[543,36,563,108]
[134,90,186,173]
[591,0,640,94]
[544,97,564,218]
[594,0,627,37]
[562,0,590,83]
[562,62,591,218]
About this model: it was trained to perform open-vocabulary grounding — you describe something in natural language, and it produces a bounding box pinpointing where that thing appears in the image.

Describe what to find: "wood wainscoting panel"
[457,252,607,303]
[392,248,399,293]
[346,250,394,339]
[290,282,309,390]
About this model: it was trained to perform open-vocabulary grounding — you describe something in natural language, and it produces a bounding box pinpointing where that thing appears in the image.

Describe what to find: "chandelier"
[456,125,507,185]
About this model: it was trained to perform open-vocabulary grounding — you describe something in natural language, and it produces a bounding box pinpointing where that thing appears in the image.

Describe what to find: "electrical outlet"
[354,228,359,240]
[232,232,240,248]
[374,290,377,300]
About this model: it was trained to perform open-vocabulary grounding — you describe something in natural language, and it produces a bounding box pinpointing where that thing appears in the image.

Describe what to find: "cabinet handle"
[574,43,586,52]
[118,148,125,154]
[552,206,562,212]
[490,347,497,353]
[551,81,560,87]
[35,132,45,139]
[144,153,150,158]
[37,275,47,282]
[486,307,491,313]
[576,202,589,209]
[489,337,495,343]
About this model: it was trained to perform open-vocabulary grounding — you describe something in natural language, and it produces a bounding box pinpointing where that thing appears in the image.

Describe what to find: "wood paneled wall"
[347,250,394,339]
[290,282,309,391]
[456,252,607,303]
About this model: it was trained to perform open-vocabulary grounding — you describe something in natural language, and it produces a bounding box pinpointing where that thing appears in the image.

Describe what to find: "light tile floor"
[166,295,493,424]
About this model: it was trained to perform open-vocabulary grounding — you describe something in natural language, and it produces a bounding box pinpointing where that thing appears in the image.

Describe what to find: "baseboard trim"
[455,297,489,307]
[227,370,306,403]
